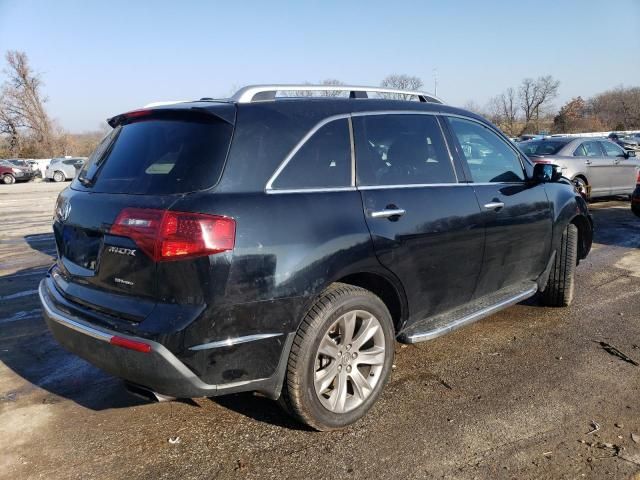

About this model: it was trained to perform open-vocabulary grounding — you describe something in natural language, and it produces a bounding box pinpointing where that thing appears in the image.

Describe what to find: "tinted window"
[447,117,524,183]
[582,141,603,157]
[63,160,77,165]
[79,117,233,194]
[271,118,351,190]
[353,114,455,186]
[520,140,568,156]
[600,141,626,157]
[573,144,586,156]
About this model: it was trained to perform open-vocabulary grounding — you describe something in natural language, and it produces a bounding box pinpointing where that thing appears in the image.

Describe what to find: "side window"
[271,118,351,190]
[353,114,456,186]
[447,117,525,183]
[573,144,587,156]
[583,141,603,157]
[63,160,76,165]
[600,141,626,157]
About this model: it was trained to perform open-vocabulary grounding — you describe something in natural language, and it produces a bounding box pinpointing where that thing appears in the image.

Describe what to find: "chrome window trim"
[264,110,527,194]
[265,113,353,193]
[266,186,357,195]
[358,183,468,190]
[348,117,356,186]
[350,110,439,118]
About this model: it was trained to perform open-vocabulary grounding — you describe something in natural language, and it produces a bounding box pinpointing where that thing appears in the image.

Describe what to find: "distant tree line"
[2,50,637,159]
[467,77,640,137]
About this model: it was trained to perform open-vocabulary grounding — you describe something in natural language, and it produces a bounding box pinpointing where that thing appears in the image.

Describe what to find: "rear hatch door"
[52,105,235,322]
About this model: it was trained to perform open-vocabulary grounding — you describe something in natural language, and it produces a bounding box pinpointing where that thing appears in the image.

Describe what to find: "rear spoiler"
[107,104,236,128]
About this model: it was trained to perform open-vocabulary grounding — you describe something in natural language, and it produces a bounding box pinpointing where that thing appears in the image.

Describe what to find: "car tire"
[279,283,395,431]
[52,171,65,182]
[2,174,15,185]
[541,224,578,307]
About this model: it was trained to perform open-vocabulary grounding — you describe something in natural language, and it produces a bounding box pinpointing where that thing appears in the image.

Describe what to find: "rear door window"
[353,114,456,186]
[582,141,604,157]
[270,118,351,190]
[78,115,233,194]
[446,117,525,183]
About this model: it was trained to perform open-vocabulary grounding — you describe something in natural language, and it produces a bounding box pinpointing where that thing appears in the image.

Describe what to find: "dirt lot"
[1,181,639,480]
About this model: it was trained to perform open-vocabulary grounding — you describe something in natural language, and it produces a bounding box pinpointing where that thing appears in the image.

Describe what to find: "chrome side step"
[399,283,538,344]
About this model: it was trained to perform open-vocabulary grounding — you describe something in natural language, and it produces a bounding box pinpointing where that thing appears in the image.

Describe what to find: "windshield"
[75,115,233,195]
[519,140,569,156]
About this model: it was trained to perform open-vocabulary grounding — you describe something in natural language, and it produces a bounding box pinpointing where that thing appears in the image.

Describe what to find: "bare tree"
[589,86,640,130]
[519,75,560,133]
[319,78,345,97]
[289,79,346,98]
[380,74,424,100]
[0,50,56,156]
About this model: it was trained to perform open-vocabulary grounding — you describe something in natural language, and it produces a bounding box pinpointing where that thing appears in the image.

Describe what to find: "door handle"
[483,202,505,210]
[585,160,592,165]
[370,208,406,219]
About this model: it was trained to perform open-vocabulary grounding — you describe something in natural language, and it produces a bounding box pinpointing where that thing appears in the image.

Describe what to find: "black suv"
[40,85,593,430]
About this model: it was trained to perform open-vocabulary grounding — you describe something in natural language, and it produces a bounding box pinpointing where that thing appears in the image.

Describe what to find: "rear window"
[76,115,233,194]
[520,140,568,156]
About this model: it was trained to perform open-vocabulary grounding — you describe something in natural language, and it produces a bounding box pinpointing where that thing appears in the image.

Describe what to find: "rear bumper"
[39,277,293,399]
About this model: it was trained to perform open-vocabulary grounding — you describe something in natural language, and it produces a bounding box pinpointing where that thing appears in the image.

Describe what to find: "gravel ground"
[1,181,639,480]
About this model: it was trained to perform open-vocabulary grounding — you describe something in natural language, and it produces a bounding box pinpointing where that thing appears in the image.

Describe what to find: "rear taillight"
[636,170,640,184]
[110,208,235,262]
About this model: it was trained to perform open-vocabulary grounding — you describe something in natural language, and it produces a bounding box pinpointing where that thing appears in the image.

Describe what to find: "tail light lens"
[110,208,235,261]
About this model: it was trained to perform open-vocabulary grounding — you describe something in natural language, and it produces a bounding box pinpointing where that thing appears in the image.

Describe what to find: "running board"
[398,282,538,344]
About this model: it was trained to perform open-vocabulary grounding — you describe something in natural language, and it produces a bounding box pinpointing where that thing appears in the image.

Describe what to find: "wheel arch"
[2,173,15,184]
[569,213,593,261]
[335,271,408,333]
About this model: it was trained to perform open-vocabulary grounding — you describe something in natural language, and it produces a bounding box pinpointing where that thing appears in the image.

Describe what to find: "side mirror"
[532,163,562,183]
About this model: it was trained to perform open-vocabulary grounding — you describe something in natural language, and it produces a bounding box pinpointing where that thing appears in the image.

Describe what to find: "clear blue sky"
[1,0,638,132]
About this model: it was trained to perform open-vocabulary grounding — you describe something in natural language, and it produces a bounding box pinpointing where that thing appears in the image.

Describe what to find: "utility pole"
[433,68,438,96]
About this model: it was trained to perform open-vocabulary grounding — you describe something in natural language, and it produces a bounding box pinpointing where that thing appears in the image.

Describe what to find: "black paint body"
[40,98,593,398]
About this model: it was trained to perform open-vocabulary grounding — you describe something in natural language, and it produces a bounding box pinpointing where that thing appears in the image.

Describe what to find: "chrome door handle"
[484,202,505,210]
[370,208,406,219]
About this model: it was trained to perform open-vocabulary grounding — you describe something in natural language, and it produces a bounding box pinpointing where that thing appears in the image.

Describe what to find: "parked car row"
[45,157,86,182]
[0,159,38,184]
[518,137,640,200]
[0,157,87,184]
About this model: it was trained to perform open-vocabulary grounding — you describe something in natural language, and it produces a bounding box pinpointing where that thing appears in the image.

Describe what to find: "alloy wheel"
[313,310,386,414]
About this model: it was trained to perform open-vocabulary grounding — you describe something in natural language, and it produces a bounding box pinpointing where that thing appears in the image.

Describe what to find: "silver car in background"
[45,157,86,182]
[520,138,639,199]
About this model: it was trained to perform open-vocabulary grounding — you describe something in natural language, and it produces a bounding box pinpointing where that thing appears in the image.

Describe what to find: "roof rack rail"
[231,84,444,104]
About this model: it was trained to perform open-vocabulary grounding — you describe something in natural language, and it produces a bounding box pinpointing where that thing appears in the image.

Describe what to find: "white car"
[45,157,86,182]
[520,138,639,199]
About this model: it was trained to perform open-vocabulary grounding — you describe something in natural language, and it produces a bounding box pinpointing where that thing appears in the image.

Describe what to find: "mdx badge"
[107,246,137,256]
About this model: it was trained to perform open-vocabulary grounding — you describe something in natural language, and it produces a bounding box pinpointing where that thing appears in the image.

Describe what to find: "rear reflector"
[110,208,235,262]
[110,336,152,353]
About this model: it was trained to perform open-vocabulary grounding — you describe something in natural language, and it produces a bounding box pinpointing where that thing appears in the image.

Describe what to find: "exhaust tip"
[124,382,175,403]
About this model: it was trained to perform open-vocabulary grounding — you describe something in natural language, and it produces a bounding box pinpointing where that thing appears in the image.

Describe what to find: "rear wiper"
[77,174,94,187]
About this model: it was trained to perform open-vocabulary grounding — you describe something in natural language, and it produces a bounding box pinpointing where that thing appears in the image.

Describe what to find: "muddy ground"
[1,181,639,479]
